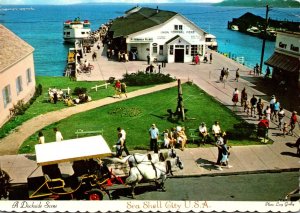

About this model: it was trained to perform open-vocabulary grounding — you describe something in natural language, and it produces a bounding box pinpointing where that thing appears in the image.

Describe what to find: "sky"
[1,0,223,5]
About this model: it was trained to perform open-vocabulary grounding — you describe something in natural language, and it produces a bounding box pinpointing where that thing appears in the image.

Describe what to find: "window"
[169,45,174,55]
[26,68,32,84]
[153,46,158,54]
[186,45,189,55]
[2,85,11,108]
[159,45,163,55]
[191,45,199,56]
[174,25,183,30]
[16,76,23,95]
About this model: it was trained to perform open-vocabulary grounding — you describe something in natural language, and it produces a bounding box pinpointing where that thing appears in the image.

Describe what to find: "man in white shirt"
[199,122,209,144]
[212,121,221,141]
[117,127,130,156]
[54,127,63,142]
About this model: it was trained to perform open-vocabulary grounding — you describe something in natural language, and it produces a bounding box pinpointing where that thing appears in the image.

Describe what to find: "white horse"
[125,156,184,198]
[107,148,177,167]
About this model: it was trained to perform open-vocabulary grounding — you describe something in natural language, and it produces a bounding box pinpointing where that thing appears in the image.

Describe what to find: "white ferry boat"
[205,33,218,51]
[63,17,91,43]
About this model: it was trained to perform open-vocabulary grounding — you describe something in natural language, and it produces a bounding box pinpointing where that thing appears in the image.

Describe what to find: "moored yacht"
[63,17,91,43]
[205,33,218,51]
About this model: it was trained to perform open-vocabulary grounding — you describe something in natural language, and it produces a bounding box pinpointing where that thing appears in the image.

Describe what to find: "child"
[245,100,251,117]
[283,122,288,137]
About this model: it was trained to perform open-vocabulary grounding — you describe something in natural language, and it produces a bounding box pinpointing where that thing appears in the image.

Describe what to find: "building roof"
[0,24,34,72]
[109,7,177,38]
[265,51,300,73]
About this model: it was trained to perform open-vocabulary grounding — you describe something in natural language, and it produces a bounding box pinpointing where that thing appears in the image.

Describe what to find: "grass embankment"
[19,83,264,154]
[0,76,150,139]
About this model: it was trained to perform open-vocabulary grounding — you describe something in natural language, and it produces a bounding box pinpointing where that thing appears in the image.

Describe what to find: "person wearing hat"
[289,111,298,136]
[199,122,209,145]
[149,124,159,153]
[269,95,276,118]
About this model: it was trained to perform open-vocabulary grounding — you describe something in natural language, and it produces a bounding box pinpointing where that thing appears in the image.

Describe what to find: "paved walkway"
[0,41,299,184]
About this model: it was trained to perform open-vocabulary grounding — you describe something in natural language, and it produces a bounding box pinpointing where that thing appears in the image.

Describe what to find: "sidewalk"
[0,42,299,184]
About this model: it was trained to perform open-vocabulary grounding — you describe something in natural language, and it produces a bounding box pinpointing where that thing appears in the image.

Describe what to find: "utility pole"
[259,5,269,76]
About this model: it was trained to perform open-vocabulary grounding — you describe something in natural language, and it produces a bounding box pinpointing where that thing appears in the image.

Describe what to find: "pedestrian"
[269,95,276,119]
[203,52,208,63]
[117,127,130,156]
[114,80,121,98]
[220,67,225,82]
[289,111,298,136]
[225,68,229,80]
[209,53,212,64]
[250,95,258,117]
[212,121,221,141]
[199,122,209,145]
[194,54,199,65]
[278,107,285,130]
[232,88,239,111]
[38,131,45,144]
[53,91,58,104]
[272,100,280,122]
[215,134,224,169]
[149,124,159,153]
[241,87,247,108]
[92,51,97,61]
[121,82,127,98]
[265,106,271,122]
[220,133,232,168]
[115,132,123,158]
[235,68,240,82]
[54,127,63,142]
[257,98,264,120]
[265,66,271,79]
[76,51,81,63]
[147,54,150,65]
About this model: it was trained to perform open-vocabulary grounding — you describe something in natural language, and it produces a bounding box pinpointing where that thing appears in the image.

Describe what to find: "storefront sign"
[130,37,153,42]
[278,41,299,53]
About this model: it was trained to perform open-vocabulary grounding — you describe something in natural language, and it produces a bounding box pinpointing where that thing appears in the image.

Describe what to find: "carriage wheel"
[87,189,103,200]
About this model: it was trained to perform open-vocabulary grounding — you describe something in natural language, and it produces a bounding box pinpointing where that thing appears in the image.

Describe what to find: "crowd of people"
[238,88,299,137]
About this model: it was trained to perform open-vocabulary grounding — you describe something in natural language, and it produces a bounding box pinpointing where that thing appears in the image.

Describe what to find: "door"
[175,49,184,63]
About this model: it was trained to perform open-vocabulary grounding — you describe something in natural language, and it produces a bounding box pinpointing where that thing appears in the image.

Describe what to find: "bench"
[91,83,110,91]
[188,129,201,145]
[75,129,104,138]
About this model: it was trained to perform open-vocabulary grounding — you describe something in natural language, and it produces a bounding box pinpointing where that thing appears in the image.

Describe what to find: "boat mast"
[259,4,270,75]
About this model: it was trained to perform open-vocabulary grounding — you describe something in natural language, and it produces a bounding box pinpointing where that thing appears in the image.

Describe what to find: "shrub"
[122,71,175,86]
[73,87,87,95]
[107,77,115,84]
[227,122,257,140]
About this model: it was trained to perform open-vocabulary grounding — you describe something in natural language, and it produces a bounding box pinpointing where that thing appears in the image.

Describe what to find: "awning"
[265,52,300,73]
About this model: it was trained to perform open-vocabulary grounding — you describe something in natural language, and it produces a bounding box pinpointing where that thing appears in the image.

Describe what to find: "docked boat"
[63,17,91,43]
[231,25,239,31]
[205,33,218,51]
[246,26,261,34]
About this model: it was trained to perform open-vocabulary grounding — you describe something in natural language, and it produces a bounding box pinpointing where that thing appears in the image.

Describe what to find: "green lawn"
[19,83,265,154]
[0,76,151,139]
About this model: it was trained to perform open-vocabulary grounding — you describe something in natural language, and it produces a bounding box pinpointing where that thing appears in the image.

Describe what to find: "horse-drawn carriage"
[27,135,113,200]
[25,135,183,200]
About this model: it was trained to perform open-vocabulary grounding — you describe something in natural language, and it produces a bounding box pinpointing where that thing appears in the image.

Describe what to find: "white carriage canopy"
[35,135,112,166]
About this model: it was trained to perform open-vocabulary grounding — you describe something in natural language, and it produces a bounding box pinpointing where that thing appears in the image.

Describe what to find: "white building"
[265,31,300,88]
[108,6,209,63]
[0,24,36,127]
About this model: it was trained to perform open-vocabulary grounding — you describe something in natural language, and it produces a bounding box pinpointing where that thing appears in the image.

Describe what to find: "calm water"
[1,3,299,76]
